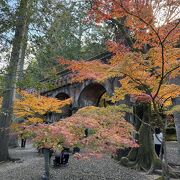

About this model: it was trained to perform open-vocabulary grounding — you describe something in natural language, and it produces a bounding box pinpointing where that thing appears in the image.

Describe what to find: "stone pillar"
[173,97,180,155]
[170,77,180,155]
[104,79,115,96]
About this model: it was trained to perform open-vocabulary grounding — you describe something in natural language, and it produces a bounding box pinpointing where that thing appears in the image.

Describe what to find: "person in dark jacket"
[60,148,69,164]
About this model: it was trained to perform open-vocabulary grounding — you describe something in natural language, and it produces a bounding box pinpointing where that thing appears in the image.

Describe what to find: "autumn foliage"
[59,1,180,170]
[9,91,137,153]
[60,0,180,110]
[31,106,138,152]
[14,90,71,123]
[7,1,180,165]
[11,91,71,137]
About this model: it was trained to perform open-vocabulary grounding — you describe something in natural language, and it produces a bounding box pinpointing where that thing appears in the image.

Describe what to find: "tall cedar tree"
[0,0,29,162]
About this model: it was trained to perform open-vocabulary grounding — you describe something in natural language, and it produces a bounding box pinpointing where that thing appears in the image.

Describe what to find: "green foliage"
[77,105,133,120]
[20,1,111,90]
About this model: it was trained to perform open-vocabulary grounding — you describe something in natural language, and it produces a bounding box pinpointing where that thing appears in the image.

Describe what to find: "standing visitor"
[153,127,163,157]
[20,135,26,148]
[20,127,27,148]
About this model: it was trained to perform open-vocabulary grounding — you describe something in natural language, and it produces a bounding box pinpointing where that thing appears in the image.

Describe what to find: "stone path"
[166,141,180,166]
[0,141,179,180]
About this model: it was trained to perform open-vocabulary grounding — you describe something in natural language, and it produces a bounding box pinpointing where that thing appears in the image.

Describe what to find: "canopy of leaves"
[14,90,71,123]
[16,1,112,91]
[10,90,71,138]
[60,0,180,109]
[31,106,138,152]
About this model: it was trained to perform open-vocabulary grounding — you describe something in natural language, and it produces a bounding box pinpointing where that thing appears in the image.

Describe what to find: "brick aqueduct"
[39,50,180,152]
[40,51,180,131]
[41,52,128,122]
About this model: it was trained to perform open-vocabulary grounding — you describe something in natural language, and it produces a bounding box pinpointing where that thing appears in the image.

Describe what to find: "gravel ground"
[0,141,179,180]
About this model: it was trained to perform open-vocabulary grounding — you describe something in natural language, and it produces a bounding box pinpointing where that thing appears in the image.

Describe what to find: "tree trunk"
[9,5,30,148]
[120,103,161,171]
[151,101,180,179]
[161,118,170,180]
[0,0,29,162]
[17,29,28,82]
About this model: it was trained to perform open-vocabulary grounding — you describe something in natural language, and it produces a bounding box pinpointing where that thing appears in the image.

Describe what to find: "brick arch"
[78,83,106,107]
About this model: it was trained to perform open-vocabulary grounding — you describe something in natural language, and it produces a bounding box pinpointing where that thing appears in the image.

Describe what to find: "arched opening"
[47,93,72,122]
[78,83,107,107]
[55,93,70,100]
[55,93,72,118]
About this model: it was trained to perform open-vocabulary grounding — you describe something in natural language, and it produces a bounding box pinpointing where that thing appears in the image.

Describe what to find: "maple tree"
[60,0,180,178]
[2,91,136,161]
[31,106,138,153]
[14,91,71,121]
[11,90,71,138]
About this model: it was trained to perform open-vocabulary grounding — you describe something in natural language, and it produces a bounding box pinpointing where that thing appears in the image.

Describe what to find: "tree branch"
[162,19,180,44]
[119,1,162,44]
[163,65,180,79]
